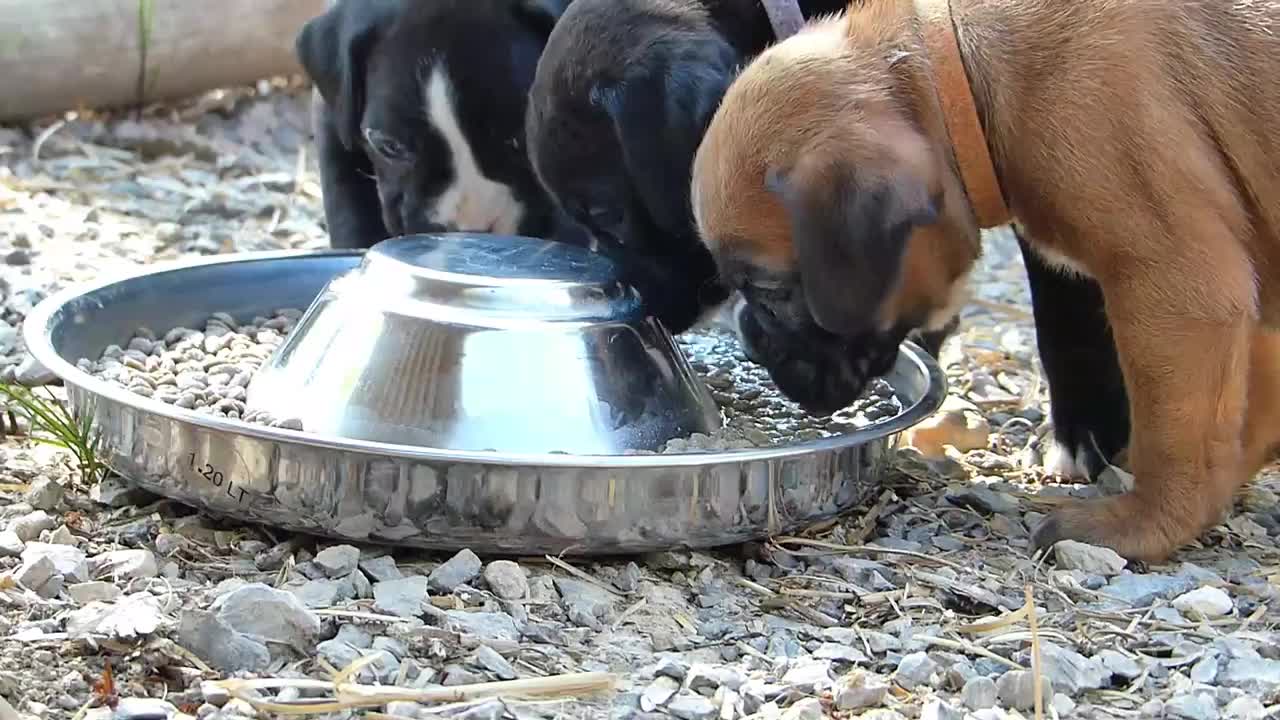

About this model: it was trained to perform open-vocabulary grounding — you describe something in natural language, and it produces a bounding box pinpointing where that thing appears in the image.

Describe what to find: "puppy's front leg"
[1017,231,1130,480]
[1033,255,1254,563]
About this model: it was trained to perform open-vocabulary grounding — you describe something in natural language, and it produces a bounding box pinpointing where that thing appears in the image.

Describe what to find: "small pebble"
[1172,586,1234,618]
[482,560,529,600]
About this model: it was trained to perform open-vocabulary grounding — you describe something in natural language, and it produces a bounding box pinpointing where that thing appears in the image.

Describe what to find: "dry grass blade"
[917,636,1022,671]
[956,605,1031,635]
[1025,586,1044,720]
[543,555,626,597]
[771,536,971,572]
[210,667,618,715]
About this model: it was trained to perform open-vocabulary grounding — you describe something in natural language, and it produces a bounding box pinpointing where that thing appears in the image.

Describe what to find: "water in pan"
[74,311,902,454]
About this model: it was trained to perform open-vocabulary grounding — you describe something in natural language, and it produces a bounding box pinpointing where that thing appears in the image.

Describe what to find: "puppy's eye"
[363,128,410,162]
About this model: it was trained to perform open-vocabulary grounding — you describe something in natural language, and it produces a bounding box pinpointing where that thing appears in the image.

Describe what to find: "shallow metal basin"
[24,250,947,555]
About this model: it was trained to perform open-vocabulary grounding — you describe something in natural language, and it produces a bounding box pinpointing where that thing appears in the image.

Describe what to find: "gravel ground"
[1,81,1278,720]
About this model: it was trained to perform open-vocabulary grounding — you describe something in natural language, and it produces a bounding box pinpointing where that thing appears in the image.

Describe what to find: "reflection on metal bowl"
[246,234,722,455]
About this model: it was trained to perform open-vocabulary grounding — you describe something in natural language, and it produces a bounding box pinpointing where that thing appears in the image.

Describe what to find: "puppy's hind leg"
[1032,231,1255,563]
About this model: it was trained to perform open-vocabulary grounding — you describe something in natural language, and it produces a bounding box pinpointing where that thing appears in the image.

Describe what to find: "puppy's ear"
[295,0,400,150]
[598,37,740,238]
[766,154,939,334]
[514,0,572,35]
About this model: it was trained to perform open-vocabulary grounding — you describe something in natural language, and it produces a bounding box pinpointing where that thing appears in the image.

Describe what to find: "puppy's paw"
[1031,495,1179,564]
[1042,437,1092,480]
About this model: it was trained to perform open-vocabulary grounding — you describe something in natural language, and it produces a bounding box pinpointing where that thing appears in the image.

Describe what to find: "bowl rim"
[24,248,949,469]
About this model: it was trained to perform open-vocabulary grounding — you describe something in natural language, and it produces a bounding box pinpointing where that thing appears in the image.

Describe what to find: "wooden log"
[0,0,327,122]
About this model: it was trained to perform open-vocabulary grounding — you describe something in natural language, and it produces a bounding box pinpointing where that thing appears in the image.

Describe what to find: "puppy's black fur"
[297,0,586,248]
[1017,237,1130,478]
[527,0,857,336]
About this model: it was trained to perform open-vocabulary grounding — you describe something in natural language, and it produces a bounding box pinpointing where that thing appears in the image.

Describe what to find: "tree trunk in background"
[0,0,326,122]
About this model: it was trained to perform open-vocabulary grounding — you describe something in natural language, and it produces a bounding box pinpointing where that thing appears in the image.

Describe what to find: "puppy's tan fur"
[691,0,1280,562]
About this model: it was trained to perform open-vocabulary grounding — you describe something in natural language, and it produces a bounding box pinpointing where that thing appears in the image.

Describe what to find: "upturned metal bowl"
[245,234,721,455]
[23,249,947,555]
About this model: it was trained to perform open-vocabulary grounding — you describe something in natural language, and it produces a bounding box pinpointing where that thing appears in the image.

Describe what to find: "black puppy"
[296,0,585,249]
[527,0,1129,478]
[526,0,858,337]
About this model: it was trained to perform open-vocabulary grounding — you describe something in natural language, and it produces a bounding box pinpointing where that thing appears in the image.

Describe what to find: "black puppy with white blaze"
[527,0,1130,479]
[296,0,585,249]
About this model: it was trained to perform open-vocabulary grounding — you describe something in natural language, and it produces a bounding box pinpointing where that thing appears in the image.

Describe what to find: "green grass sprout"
[0,383,107,484]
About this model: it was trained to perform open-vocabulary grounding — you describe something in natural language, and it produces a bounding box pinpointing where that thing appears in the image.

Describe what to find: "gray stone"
[996,670,1054,711]
[1191,654,1221,685]
[856,710,906,720]
[178,611,270,673]
[474,645,516,680]
[895,651,939,690]
[373,576,430,618]
[1103,573,1196,606]
[666,693,717,720]
[639,676,680,712]
[15,355,56,386]
[312,545,360,578]
[359,554,403,583]
[214,583,321,651]
[451,700,506,720]
[861,630,902,653]
[834,671,890,711]
[781,698,826,720]
[91,549,158,580]
[614,562,642,592]
[1173,586,1234,618]
[9,510,56,541]
[316,638,361,669]
[89,477,157,508]
[335,623,373,648]
[1220,656,1280,694]
[344,568,372,599]
[0,529,25,557]
[1165,693,1220,720]
[1053,540,1128,577]
[443,665,488,686]
[25,479,64,511]
[15,554,57,593]
[654,656,690,681]
[45,525,76,546]
[945,486,1018,514]
[20,542,88,583]
[444,610,520,643]
[67,581,122,604]
[814,643,869,663]
[482,560,528,600]
[1096,649,1142,680]
[1224,696,1267,720]
[1026,642,1110,695]
[429,548,482,592]
[292,579,342,608]
[1052,694,1077,718]
[961,676,998,710]
[920,699,963,720]
[114,698,178,720]
[780,659,833,693]
[553,577,615,616]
